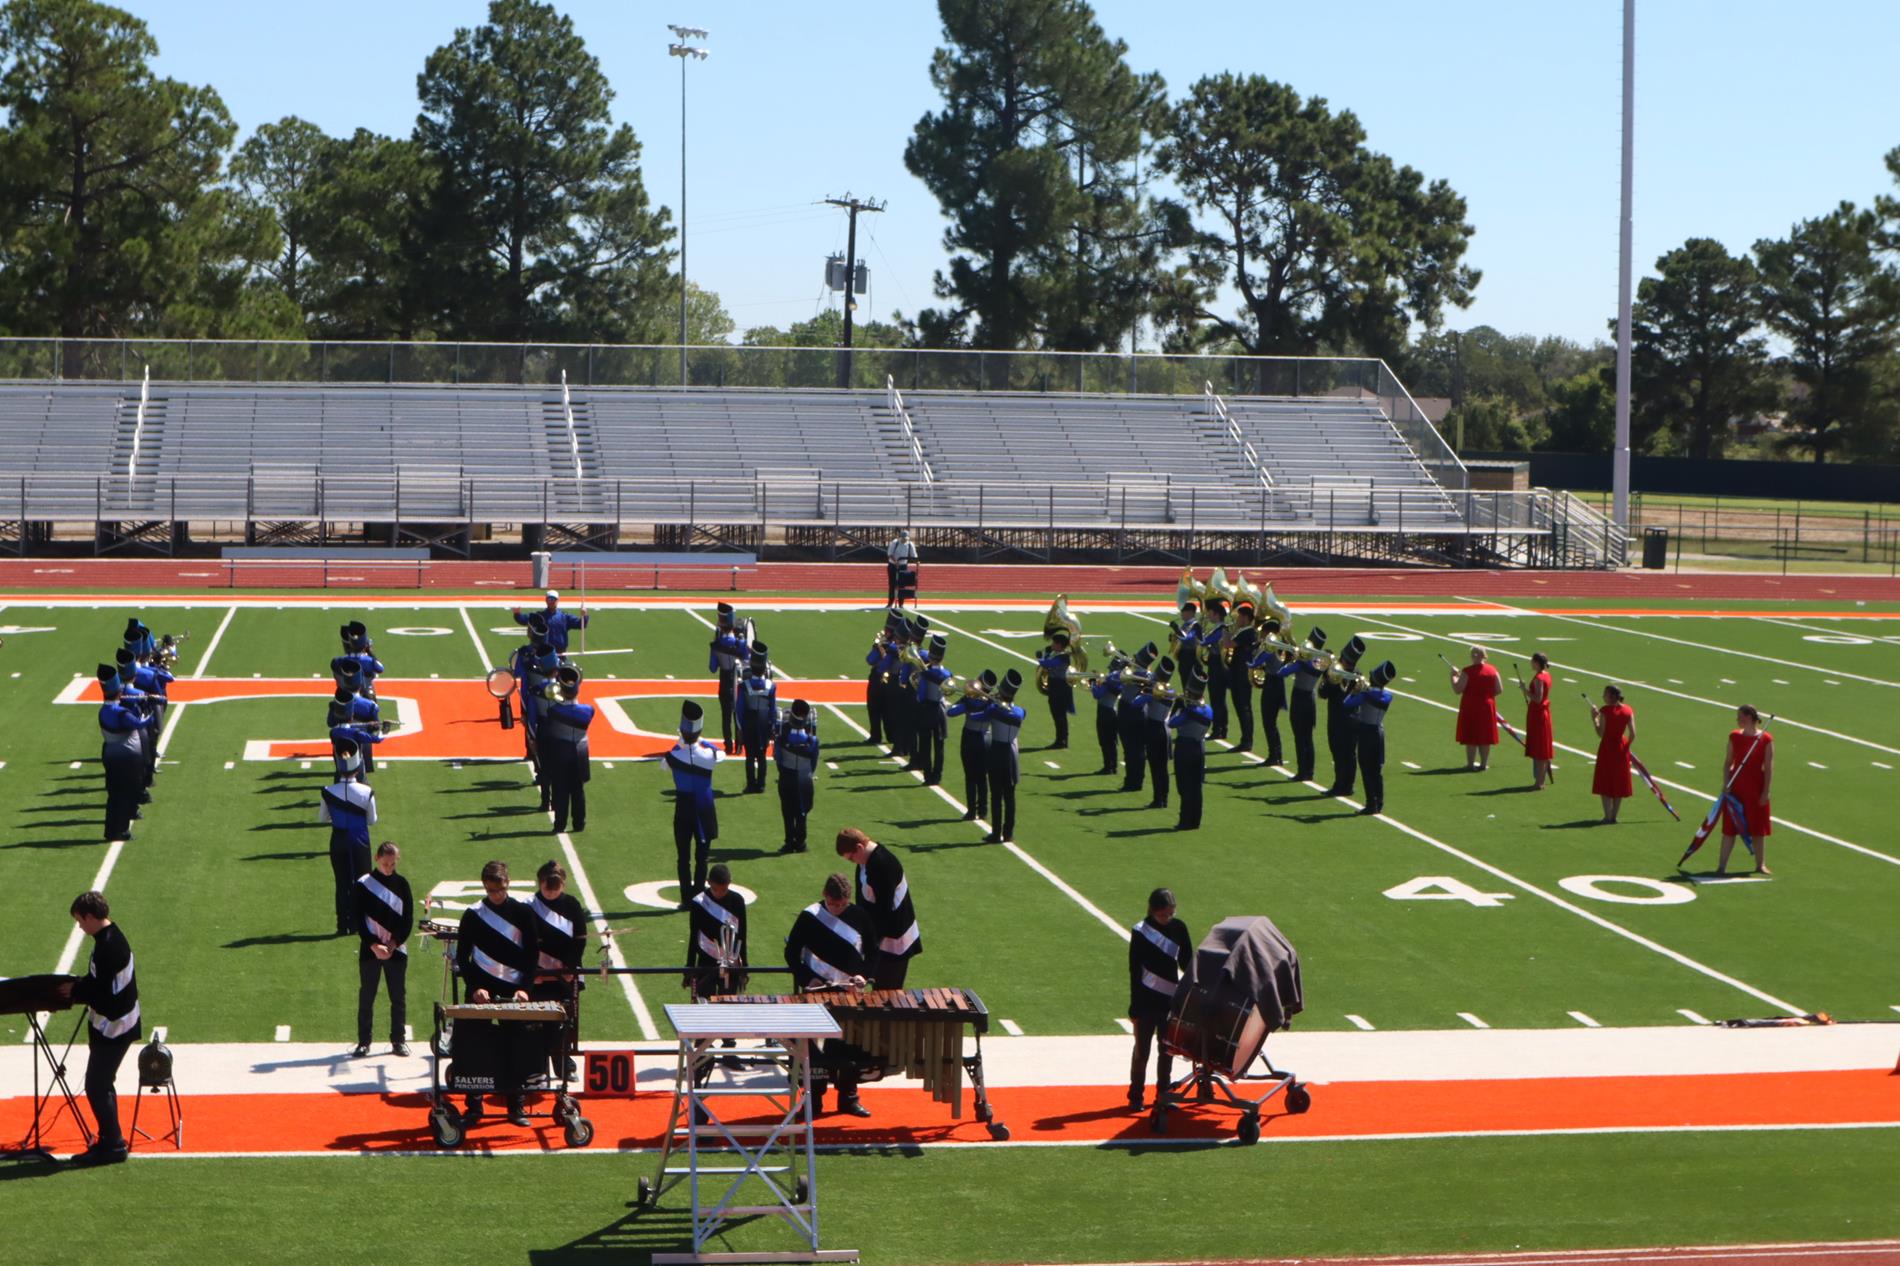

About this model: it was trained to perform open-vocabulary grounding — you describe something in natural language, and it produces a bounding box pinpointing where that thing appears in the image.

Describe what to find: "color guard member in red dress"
[1517,652,1555,789]
[1719,704,1774,875]
[1589,685,1635,824]
[1450,647,1502,770]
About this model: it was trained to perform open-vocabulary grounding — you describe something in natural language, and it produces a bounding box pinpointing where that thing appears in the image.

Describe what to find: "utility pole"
[824,194,884,388]
[1613,0,1635,534]
[668,26,709,387]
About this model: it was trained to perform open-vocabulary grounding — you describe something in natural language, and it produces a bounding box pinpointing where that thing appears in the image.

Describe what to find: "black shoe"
[1321,787,1342,797]
[1148,799,1168,809]
[960,809,976,821]
[392,1041,412,1057]
[69,1142,129,1167]
[351,1042,370,1058]
[835,1094,872,1118]
[570,820,585,833]
[1127,1089,1145,1112]
[1359,804,1382,816]
[1293,770,1314,782]
[507,1099,531,1127]
[981,832,1001,844]
[460,1100,485,1127]
[1097,766,1115,775]
[1050,740,1068,750]
[778,840,799,854]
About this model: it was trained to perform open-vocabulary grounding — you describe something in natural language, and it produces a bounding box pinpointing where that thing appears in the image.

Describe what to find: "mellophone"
[721,987,997,1125]
[440,1001,568,1023]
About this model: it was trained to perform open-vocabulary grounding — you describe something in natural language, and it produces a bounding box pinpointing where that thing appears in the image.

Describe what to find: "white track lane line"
[1762,615,1900,646]
[1464,593,1900,692]
[1351,611,1900,759]
[1386,684,1900,871]
[681,608,1132,944]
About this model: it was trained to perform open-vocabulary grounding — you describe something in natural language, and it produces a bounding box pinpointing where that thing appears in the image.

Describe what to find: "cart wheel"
[794,1176,810,1205]
[563,1115,595,1148]
[634,1176,653,1207]
[977,1101,994,1124]
[430,1107,464,1150]
[1236,1112,1261,1146]
[987,1122,1011,1141]
[1285,1084,1312,1115]
[555,1093,579,1123]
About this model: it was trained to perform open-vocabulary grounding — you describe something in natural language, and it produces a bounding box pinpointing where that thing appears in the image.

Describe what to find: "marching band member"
[524,640,561,807]
[1200,596,1230,741]
[1142,656,1177,810]
[507,631,542,777]
[1719,705,1774,875]
[1116,643,1157,793]
[336,622,384,697]
[782,873,877,1117]
[1588,685,1636,824]
[774,699,820,854]
[97,664,156,842]
[864,617,898,746]
[666,701,722,905]
[122,618,158,663]
[1322,637,1367,798]
[1126,887,1188,1113]
[982,670,1026,844]
[1251,629,1289,768]
[1037,629,1075,750]
[1451,646,1502,772]
[1343,661,1397,817]
[1167,664,1214,831]
[897,615,931,771]
[67,890,139,1165]
[1228,603,1258,752]
[529,860,589,1080]
[1278,627,1327,782]
[883,618,916,764]
[737,641,777,794]
[454,860,540,1128]
[117,645,171,792]
[1172,598,1203,671]
[708,604,746,755]
[915,634,952,785]
[1089,654,1123,776]
[686,863,748,1001]
[836,827,923,989]
[948,669,997,820]
[538,665,594,833]
[352,842,413,1058]
[515,590,587,654]
[318,737,377,937]
[328,678,386,781]
[1520,652,1555,789]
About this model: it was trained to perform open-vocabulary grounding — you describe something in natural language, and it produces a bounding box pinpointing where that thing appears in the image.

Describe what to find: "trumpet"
[156,631,190,668]
[941,675,991,703]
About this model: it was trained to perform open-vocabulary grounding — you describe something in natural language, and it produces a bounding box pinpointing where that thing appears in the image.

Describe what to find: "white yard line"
[556,824,660,1042]
[1568,1011,1602,1028]
[1761,615,1900,646]
[1353,612,1900,759]
[192,605,239,678]
[1678,1009,1712,1025]
[1458,1012,1490,1029]
[1345,1014,1376,1031]
[274,1025,291,1042]
[457,607,492,674]
[999,1018,1025,1036]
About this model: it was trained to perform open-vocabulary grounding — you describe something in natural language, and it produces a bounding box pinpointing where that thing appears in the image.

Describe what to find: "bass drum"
[1163,984,1268,1080]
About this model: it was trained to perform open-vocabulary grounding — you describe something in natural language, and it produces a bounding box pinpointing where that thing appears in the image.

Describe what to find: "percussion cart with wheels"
[425,991,594,1151]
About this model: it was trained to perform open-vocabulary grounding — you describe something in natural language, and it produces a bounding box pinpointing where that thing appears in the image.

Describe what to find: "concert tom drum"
[1163,984,1268,1080]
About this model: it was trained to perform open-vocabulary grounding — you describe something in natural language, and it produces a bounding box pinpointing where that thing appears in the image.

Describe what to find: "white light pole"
[668,25,709,387]
[1613,0,1635,538]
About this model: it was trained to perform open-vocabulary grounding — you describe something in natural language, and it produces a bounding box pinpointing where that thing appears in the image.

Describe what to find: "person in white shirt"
[886,530,919,607]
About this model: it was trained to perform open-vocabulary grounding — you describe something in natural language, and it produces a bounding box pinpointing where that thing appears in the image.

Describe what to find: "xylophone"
[441,1001,568,1023]
[720,987,1004,1136]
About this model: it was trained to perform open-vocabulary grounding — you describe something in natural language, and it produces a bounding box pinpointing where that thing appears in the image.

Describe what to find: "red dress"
[1524,670,1554,759]
[1591,703,1634,797]
[1455,663,1501,746]
[1720,729,1773,837]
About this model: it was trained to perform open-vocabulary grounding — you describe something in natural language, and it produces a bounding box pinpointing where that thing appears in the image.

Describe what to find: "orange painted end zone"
[5,1068,1895,1155]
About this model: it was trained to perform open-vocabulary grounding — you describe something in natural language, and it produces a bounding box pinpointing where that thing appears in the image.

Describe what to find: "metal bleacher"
[1223,394,1464,529]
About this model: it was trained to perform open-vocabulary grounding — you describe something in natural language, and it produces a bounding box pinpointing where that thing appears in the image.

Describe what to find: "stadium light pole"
[1613,0,1635,536]
[668,26,709,387]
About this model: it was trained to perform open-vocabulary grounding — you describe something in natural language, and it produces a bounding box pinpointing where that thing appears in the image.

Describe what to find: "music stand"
[4,1010,94,1164]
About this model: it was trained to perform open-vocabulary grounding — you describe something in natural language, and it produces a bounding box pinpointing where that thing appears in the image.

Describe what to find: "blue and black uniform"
[1200,622,1230,740]
[1168,695,1214,831]
[1143,674,1175,808]
[1038,646,1074,748]
[983,692,1026,843]
[737,668,777,793]
[948,692,990,817]
[1343,683,1394,815]
[1279,657,1324,781]
[539,696,594,833]
[1116,661,1151,792]
[1127,913,1189,1106]
[518,606,588,654]
[707,626,746,754]
[318,777,377,936]
[1228,624,1258,751]
[774,715,819,852]
[1090,670,1120,775]
[1249,644,1289,766]
[98,683,156,841]
[1321,675,1357,797]
[915,656,951,784]
[666,735,722,898]
[864,638,897,744]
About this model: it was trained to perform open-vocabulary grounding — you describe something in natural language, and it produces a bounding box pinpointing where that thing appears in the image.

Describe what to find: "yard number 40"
[1382,875,1515,908]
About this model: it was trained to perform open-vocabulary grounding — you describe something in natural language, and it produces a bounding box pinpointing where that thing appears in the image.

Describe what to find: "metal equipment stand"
[641,1002,857,1265]
[3,1013,93,1163]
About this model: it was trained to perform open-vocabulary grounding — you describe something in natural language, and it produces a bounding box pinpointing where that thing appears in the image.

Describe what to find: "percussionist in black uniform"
[1127,887,1190,1115]
[783,872,878,1117]
[529,859,589,1081]
[67,890,139,1166]
[454,859,540,1127]
[836,827,922,989]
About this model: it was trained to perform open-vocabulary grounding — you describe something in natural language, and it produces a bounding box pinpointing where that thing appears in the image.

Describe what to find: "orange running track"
[6,1069,1897,1155]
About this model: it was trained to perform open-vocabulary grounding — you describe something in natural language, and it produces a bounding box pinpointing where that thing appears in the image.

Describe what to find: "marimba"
[441,1001,567,1022]
[722,987,1006,1139]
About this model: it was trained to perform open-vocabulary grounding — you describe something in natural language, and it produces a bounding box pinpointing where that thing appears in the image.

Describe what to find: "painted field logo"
[58,676,863,762]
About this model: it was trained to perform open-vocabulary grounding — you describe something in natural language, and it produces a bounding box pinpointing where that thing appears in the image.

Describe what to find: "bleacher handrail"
[558,370,584,483]
[127,364,149,481]
[886,373,935,483]
[1202,380,1276,494]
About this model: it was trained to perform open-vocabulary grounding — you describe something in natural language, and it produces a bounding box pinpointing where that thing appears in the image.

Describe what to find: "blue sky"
[133,0,1900,347]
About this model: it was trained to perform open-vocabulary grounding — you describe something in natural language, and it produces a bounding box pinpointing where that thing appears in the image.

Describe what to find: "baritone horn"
[1037,593,1086,696]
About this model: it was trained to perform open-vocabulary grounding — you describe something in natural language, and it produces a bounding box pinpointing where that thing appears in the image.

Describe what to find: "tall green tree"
[229,115,329,315]
[1627,238,1777,459]
[903,0,1165,354]
[0,0,269,345]
[1537,369,1616,453]
[300,130,437,339]
[1153,74,1478,365]
[415,0,672,343]
[1755,205,1900,462]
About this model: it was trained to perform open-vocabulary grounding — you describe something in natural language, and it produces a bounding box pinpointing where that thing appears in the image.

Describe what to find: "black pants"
[1289,690,1318,778]
[1357,726,1386,811]
[886,561,900,608]
[331,833,370,934]
[777,772,812,849]
[358,952,409,1046]
[916,703,946,783]
[865,671,885,744]
[1174,742,1205,829]
[143,702,164,786]
[985,747,1018,840]
[542,742,587,832]
[1230,676,1255,750]
[1129,1013,1172,1101]
[103,747,143,841]
[1045,682,1072,747]
[872,955,911,990]
[85,1028,135,1151]
[1144,719,1170,805]
[1206,665,1229,739]
[1094,705,1119,773]
[1326,705,1357,795]
[883,680,912,757]
[674,797,716,898]
[1117,703,1146,790]
[741,713,773,791]
[958,729,988,815]
[717,670,737,753]
[1260,686,1286,763]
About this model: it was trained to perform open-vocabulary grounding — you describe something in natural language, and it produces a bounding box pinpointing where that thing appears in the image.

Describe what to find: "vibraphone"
[723,987,1007,1139]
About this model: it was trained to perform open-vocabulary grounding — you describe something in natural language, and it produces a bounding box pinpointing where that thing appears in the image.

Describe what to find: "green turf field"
[4,591,1898,1263]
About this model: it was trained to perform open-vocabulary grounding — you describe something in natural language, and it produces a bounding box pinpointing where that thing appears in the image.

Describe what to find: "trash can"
[1642,527,1669,570]
[531,551,553,590]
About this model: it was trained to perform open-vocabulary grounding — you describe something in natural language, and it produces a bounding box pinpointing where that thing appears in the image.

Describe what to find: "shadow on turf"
[1411,766,1486,776]
[528,1207,755,1264]
[224,931,342,948]
[241,850,326,862]
[19,803,103,813]
[248,821,321,833]
[1541,818,1610,830]
[1,837,104,850]
[19,818,101,829]
[1469,784,1541,797]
